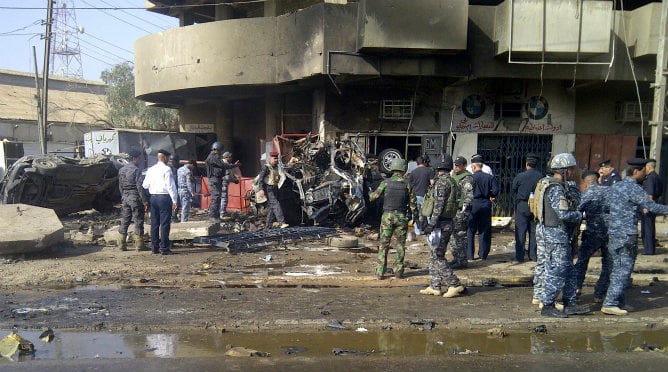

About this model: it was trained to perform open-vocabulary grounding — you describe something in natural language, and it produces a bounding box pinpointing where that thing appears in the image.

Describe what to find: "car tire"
[32,157,60,176]
[378,148,403,174]
[327,236,358,248]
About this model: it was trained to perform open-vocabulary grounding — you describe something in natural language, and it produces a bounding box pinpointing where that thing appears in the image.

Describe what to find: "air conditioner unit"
[615,101,652,122]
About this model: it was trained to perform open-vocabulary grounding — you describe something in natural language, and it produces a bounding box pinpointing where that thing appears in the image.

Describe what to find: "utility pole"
[40,0,55,154]
[649,0,668,169]
[32,46,42,144]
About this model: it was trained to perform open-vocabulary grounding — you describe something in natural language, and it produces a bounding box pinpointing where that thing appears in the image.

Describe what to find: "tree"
[100,62,179,130]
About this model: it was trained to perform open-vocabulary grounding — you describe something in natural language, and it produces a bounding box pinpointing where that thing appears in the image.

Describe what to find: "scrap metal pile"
[193,226,340,253]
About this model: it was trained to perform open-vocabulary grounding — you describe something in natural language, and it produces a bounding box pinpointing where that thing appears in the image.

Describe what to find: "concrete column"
[265,94,281,144]
[215,4,234,20]
[179,9,194,26]
[216,102,234,154]
[313,89,327,140]
[264,0,278,17]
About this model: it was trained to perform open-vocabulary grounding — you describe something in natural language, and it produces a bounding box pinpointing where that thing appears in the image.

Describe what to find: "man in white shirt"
[142,149,178,255]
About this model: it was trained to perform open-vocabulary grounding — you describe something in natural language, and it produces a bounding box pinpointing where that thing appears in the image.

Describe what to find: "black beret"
[157,149,171,156]
[454,156,467,166]
[627,158,648,167]
[599,159,612,167]
[471,154,484,163]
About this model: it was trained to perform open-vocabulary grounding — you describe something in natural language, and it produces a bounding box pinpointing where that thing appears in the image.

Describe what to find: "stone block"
[0,204,64,255]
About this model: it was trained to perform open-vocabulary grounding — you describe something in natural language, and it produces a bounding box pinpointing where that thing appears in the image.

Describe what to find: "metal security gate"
[477,134,552,217]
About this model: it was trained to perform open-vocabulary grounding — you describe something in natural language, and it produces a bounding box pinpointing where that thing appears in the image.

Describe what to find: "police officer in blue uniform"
[602,158,668,315]
[511,153,542,262]
[467,154,499,260]
[598,159,621,186]
[641,159,663,255]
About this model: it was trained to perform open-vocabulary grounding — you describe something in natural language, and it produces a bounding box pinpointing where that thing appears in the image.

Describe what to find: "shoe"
[161,250,174,255]
[531,298,541,305]
[538,302,564,311]
[117,233,127,251]
[564,304,591,315]
[601,306,628,316]
[542,305,568,318]
[450,262,467,270]
[394,271,404,279]
[419,287,442,296]
[280,223,289,228]
[133,236,145,251]
[593,297,603,304]
[443,285,465,298]
[152,250,160,254]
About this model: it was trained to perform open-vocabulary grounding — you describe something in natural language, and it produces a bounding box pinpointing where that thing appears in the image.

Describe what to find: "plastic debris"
[326,319,347,330]
[39,328,55,343]
[355,327,368,332]
[224,346,271,357]
[0,331,35,360]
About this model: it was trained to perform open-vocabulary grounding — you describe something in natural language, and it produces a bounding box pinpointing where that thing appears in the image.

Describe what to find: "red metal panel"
[575,134,592,170]
[589,135,606,169]
[605,135,623,170]
[620,136,638,164]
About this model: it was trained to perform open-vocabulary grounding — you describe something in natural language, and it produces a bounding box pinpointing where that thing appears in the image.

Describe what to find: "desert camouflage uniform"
[451,170,474,267]
[604,178,668,308]
[575,183,610,298]
[425,173,463,290]
[369,174,417,277]
[177,165,194,222]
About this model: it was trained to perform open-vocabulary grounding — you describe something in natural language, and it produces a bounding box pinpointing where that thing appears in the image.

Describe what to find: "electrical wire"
[64,23,134,54]
[0,19,41,35]
[77,36,131,63]
[99,0,167,31]
[79,0,154,34]
[0,1,266,10]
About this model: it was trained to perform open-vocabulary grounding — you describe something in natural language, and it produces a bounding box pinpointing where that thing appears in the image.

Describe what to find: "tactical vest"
[437,174,461,219]
[532,176,565,227]
[452,170,472,184]
[383,179,409,213]
[264,166,279,186]
[451,171,471,210]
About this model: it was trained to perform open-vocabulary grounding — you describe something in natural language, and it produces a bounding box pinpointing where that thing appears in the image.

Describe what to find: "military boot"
[564,304,591,315]
[133,235,145,251]
[541,304,568,318]
[419,287,442,296]
[117,233,127,251]
[443,285,466,298]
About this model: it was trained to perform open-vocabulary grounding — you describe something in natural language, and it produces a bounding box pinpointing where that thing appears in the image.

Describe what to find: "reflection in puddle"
[1,328,666,362]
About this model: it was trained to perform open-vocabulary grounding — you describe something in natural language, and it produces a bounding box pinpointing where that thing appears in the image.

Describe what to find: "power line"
[119,0,174,29]
[0,20,41,35]
[64,22,134,54]
[80,50,117,67]
[99,0,167,31]
[79,0,154,34]
[78,37,131,63]
[0,1,266,10]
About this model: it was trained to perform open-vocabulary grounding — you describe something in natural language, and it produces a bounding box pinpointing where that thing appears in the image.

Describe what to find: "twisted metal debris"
[193,226,339,253]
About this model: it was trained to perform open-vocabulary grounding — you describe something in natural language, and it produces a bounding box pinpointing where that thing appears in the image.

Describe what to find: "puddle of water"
[2,328,666,362]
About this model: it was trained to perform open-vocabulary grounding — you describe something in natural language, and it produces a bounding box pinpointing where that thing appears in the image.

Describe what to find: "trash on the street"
[39,328,55,343]
[224,346,271,357]
[0,331,35,360]
[326,319,347,330]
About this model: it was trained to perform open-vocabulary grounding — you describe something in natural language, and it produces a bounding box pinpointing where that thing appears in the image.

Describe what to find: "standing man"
[117,149,148,251]
[258,151,289,229]
[450,156,474,269]
[602,158,668,315]
[369,158,418,279]
[598,159,621,186]
[533,153,588,318]
[142,149,178,255]
[466,153,494,175]
[177,160,197,222]
[205,142,225,223]
[220,151,241,219]
[419,155,466,298]
[641,159,663,255]
[511,153,543,262]
[407,156,434,235]
[467,154,499,260]
[169,156,181,222]
[575,170,611,301]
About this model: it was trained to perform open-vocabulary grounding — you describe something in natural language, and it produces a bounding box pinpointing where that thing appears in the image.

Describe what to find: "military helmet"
[211,142,224,151]
[389,158,407,172]
[435,154,454,171]
[550,153,577,169]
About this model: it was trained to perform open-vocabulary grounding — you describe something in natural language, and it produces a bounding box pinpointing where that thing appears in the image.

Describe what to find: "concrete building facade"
[135,0,667,215]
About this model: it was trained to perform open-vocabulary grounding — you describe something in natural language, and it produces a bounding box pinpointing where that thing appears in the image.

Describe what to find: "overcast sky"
[0,0,178,81]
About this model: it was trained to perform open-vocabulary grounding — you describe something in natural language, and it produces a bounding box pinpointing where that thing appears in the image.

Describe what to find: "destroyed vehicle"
[0,153,127,216]
[254,135,370,227]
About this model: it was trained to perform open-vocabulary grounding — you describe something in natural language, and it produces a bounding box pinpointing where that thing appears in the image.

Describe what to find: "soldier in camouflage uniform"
[418,155,466,298]
[117,149,148,251]
[450,156,474,269]
[258,151,289,229]
[369,158,418,279]
[601,158,668,316]
[533,153,589,318]
[177,160,197,222]
[219,152,240,219]
[575,170,611,301]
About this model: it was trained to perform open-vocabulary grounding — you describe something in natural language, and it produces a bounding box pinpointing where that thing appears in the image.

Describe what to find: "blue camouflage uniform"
[641,170,663,255]
[118,161,147,237]
[575,183,611,299]
[604,177,668,308]
[177,165,194,222]
[534,177,582,307]
[600,168,621,186]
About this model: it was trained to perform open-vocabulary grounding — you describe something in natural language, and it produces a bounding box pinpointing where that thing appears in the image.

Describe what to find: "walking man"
[205,142,225,222]
[369,158,417,279]
[220,151,240,219]
[533,153,589,318]
[511,153,542,262]
[575,170,611,301]
[258,151,288,229]
[641,159,663,255]
[117,149,148,251]
[419,155,465,298]
[467,154,499,260]
[177,160,197,222]
[142,149,178,255]
[407,156,434,235]
[450,156,474,268]
[602,158,668,315]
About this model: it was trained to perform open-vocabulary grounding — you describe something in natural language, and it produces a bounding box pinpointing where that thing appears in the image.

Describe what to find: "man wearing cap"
[369,158,418,279]
[641,159,663,255]
[177,160,197,222]
[169,156,181,222]
[511,153,543,262]
[419,154,466,298]
[407,156,435,235]
[258,151,288,229]
[450,156,475,268]
[220,152,241,219]
[142,149,178,255]
[598,159,621,186]
[467,154,499,260]
[466,154,494,176]
[602,158,668,315]
[117,149,148,251]
[205,142,227,223]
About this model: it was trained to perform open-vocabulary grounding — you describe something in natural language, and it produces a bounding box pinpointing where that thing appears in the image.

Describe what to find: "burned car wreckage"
[253,135,376,227]
[0,154,127,216]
